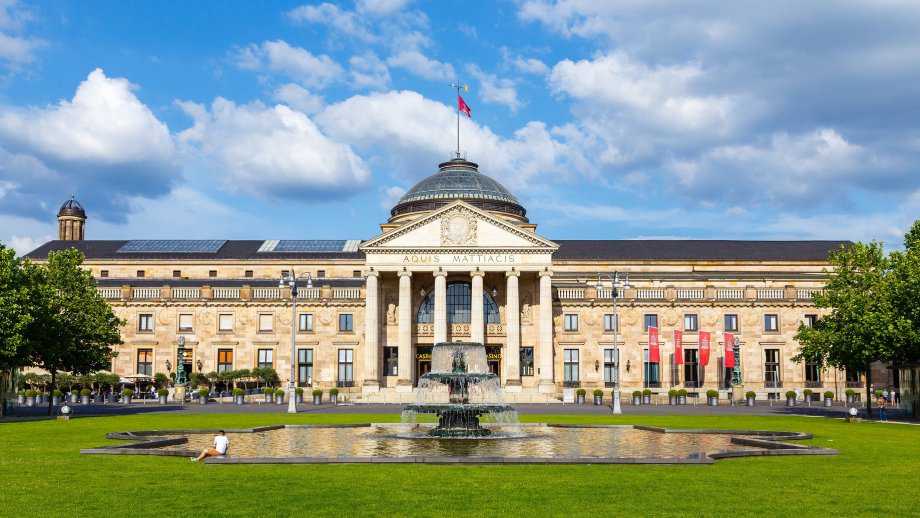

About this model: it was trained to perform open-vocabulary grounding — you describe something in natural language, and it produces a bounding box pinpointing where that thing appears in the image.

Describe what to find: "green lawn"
[0,413,917,516]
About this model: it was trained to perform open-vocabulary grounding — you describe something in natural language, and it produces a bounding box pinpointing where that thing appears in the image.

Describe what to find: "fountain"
[402,342,517,437]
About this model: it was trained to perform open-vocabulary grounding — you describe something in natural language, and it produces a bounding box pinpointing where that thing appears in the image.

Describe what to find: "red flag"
[724,333,735,369]
[648,327,660,363]
[674,330,683,365]
[699,331,711,366]
[458,95,471,118]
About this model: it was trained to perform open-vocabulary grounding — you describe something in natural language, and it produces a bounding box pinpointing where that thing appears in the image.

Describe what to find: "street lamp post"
[280,270,313,414]
[597,272,630,415]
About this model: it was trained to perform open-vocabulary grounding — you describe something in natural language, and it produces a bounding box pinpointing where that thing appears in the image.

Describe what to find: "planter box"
[593,395,603,405]
[158,396,168,404]
[576,394,585,404]
[707,397,718,406]
[199,396,207,405]
[17,395,25,405]
[824,398,833,407]
[313,395,322,405]
[669,396,677,405]
[746,398,755,407]
[52,396,61,405]
[25,396,35,407]
[678,396,687,405]
[295,394,303,404]
[786,398,795,407]
[265,394,274,404]
[330,394,338,405]
[276,395,285,404]
[235,396,244,405]
[81,396,90,405]
[632,396,642,405]
[845,395,855,404]
[642,395,651,404]
[123,396,132,405]
[69,394,79,403]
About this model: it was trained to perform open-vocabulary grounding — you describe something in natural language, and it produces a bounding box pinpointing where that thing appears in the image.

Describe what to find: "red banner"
[674,330,683,365]
[699,331,711,366]
[724,333,735,368]
[648,326,660,363]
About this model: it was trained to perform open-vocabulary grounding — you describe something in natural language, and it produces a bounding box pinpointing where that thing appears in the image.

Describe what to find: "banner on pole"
[699,331,711,366]
[648,326,660,363]
[674,330,683,365]
[724,333,735,368]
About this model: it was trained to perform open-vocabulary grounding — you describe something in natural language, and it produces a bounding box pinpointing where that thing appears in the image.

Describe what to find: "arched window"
[417,282,500,324]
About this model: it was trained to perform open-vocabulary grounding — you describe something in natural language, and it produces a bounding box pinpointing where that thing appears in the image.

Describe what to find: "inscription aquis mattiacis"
[401,253,517,264]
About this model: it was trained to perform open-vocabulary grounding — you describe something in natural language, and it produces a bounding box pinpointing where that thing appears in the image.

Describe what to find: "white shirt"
[214,435,229,454]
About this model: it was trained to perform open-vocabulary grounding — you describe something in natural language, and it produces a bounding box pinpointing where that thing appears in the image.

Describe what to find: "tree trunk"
[864,363,872,418]
[47,370,56,416]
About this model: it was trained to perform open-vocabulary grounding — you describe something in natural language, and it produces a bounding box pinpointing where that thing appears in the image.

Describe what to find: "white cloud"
[177,98,371,200]
[8,234,49,255]
[387,50,454,81]
[514,57,549,75]
[233,40,343,89]
[0,0,43,67]
[272,83,325,114]
[287,3,378,42]
[349,51,390,90]
[381,185,406,209]
[356,0,413,16]
[467,65,522,112]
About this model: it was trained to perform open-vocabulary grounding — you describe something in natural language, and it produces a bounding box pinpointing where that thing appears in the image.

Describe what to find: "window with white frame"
[178,314,193,332]
[258,314,273,332]
[563,314,578,331]
[299,313,313,332]
[218,314,233,332]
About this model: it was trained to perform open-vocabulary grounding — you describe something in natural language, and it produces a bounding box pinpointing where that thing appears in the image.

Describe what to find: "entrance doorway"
[487,346,502,380]
[415,346,432,386]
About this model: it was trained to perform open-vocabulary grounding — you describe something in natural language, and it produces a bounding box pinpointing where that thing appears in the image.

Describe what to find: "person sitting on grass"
[191,430,228,461]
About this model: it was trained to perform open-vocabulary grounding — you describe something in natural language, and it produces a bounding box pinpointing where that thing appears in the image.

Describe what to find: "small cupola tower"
[57,197,86,241]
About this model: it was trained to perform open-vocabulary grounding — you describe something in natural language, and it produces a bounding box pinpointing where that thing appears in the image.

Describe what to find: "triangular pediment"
[361,201,558,252]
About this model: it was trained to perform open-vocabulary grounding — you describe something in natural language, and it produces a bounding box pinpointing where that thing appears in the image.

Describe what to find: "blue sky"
[1,0,919,253]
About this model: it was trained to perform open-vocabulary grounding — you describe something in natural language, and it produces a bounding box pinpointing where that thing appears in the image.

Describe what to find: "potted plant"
[52,389,63,405]
[632,390,642,405]
[668,389,678,405]
[264,387,274,403]
[875,389,883,398]
[157,388,169,404]
[706,389,719,406]
[24,389,36,407]
[642,388,652,405]
[312,389,323,405]
[593,389,604,405]
[275,388,285,404]
[198,387,209,404]
[745,391,756,407]
[803,389,813,405]
[233,387,245,405]
[823,390,834,407]
[295,387,304,403]
[845,388,856,404]
[80,388,91,405]
[330,388,339,405]
[17,390,25,405]
[575,388,586,404]
[121,389,133,404]
[785,390,796,407]
[69,389,79,404]
[677,389,687,405]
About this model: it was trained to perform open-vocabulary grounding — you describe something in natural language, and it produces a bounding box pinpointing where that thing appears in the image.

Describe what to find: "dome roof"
[391,158,526,219]
[58,197,86,218]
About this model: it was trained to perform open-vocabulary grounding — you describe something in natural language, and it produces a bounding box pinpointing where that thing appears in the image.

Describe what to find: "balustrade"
[171,287,200,299]
[97,287,121,299]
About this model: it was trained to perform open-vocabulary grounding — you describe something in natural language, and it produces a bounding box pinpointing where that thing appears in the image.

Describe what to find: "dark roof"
[95,278,365,287]
[25,240,364,261]
[553,240,850,261]
[58,198,86,218]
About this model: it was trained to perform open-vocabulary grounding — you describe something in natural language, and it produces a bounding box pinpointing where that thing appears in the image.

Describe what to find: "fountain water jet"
[402,342,518,437]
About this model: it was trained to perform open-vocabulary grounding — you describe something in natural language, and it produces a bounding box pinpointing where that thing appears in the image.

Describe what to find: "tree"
[27,249,124,415]
[0,246,39,417]
[887,220,920,365]
[792,241,905,417]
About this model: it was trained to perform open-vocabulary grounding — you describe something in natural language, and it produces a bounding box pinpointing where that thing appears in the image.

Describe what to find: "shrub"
[312,389,323,396]
[803,389,813,397]
[121,389,133,397]
[198,388,209,397]
[275,389,285,397]
[53,389,62,396]
[677,389,688,397]
[632,390,642,397]
[264,387,274,395]
[295,387,304,395]
[593,389,604,396]
[824,391,834,399]
[745,391,756,399]
[80,389,91,396]
[668,389,678,397]
[575,388,586,396]
[875,389,884,396]
[329,388,339,396]
[157,389,169,397]
[25,390,37,397]
[785,390,797,399]
[642,389,652,396]
[706,389,719,398]
[18,390,25,396]
[233,388,244,396]
[845,389,856,396]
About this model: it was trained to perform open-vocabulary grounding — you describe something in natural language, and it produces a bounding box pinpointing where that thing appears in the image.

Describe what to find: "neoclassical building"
[28,156,882,402]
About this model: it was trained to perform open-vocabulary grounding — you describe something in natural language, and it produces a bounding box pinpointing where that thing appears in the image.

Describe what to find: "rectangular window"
[765,349,781,388]
[764,314,779,332]
[317,270,326,278]
[217,349,233,373]
[684,314,698,332]
[136,270,145,278]
[846,368,863,388]
[218,313,233,332]
[684,349,699,387]
[257,349,273,369]
[209,270,217,278]
[338,348,354,387]
[804,314,817,328]
[805,361,822,388]
[563,349,580,387]
[643,348,660,388]
[724,314,738,332]
[520,347,534,377]
[138,313,153,332]
[100,270,109,278]
[136,349,153,376]
[298,348,313,386]
[563,314,578,331]
[172,270,181,278]
[245,270,253,278]
[178,314,193,332]
[384,347,399,376]
[643,314,658,331]
[603,348,618,387]
[603,314,617,332]
[353,270,361,278]
[339,313,353,332]
[298,313,313,332]
[258,313,273,332]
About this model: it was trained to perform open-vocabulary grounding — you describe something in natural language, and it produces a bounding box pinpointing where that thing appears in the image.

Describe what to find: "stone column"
[470,271,485,344]
[434,270,448,344]
[397,271,413,390]
[363,271,380,393]
[504,271,521,389]
[538,270,555,393]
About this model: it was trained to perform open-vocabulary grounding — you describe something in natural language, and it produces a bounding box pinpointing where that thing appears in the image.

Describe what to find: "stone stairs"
[355,388,561,404]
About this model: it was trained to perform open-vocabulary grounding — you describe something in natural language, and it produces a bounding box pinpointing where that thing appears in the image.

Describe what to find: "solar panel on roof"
[116,240,226,253]
[257,240,361,252]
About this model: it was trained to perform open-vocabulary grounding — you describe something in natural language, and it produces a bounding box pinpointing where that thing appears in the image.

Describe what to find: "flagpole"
[450,81,468,158]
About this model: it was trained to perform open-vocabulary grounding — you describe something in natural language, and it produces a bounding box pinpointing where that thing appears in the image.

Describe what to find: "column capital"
[471,270,486,278]
[398,270,412,278]
[505,270,520,278]
[538,269,553,278]
[366,270,379,279]
[433,270,449,278]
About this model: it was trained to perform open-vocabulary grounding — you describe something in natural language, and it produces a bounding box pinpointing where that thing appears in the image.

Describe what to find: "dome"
[391,158,526,220]
[58,197,86,218]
